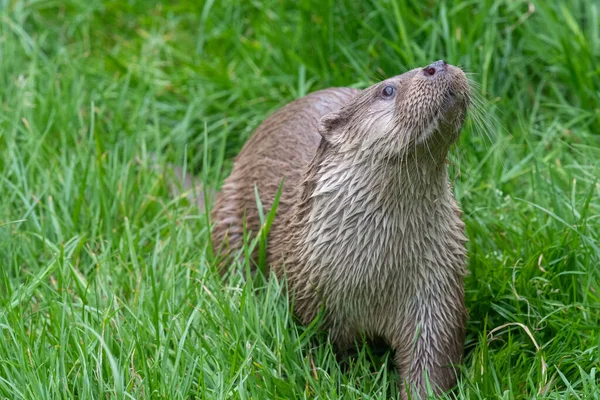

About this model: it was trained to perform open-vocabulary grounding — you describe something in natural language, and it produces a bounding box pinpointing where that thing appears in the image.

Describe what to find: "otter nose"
[423,60,447,76]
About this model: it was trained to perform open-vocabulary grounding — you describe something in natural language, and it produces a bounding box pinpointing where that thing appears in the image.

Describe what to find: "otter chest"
[299,194,465,326]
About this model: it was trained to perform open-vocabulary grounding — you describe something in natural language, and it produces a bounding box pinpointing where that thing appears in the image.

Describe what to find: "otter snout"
[417,61,469,100]
[422,59,448,76]
[399,61,470,146]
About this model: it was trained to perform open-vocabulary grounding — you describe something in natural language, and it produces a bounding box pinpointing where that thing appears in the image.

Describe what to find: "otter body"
[212,61,470,398]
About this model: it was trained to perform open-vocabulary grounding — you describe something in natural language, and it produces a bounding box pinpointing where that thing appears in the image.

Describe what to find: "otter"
[211,60,470,398]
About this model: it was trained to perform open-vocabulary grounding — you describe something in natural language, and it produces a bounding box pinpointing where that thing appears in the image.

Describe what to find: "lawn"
[0,0,599,398]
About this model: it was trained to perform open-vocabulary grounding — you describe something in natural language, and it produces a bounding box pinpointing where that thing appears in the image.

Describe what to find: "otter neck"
[385,148,451,202]
[287,142,463,290]
[295,143,457,260]
[313,143,454,210]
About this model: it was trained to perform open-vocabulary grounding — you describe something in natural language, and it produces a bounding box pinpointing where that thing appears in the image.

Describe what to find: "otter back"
[211,88,359,264]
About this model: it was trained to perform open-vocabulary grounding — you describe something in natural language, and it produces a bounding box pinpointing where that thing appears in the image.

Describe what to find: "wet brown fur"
[211,63,471,398]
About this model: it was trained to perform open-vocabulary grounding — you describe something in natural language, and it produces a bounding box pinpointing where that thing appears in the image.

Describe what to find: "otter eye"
[382,85,395,99]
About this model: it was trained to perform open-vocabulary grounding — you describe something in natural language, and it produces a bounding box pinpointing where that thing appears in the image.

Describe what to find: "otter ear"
[318,112,343,142]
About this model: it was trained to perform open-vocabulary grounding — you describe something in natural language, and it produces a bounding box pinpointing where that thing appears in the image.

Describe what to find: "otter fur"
[211,60,471,398]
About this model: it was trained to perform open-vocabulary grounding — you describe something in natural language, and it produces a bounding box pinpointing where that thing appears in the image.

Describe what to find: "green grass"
[0,0,599,398]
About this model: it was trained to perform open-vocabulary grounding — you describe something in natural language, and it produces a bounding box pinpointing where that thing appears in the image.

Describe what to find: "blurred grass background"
[0,0,598,398]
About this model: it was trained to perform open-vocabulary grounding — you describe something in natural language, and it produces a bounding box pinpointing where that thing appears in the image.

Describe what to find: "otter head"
[318,60,470,160]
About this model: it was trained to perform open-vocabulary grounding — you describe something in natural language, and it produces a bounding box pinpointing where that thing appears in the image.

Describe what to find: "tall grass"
[0,0,598,398]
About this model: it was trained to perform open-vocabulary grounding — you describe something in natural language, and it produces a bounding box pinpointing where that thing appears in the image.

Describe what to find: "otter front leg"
[392,295,466,399]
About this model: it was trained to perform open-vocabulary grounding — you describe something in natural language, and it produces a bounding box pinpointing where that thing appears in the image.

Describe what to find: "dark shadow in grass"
[334,335,396,374]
